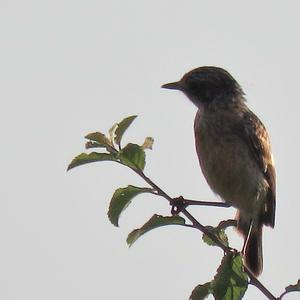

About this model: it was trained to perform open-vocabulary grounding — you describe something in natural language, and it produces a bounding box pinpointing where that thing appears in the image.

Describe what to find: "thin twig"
[134,169,231,252]
[133,168,278,300]
[180,207,233,253]
[181,198,231,208]
[245,266,277,300]
[278,290,288,300]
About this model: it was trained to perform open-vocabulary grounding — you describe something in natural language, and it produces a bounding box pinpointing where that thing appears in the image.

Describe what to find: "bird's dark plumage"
[162,66,276,276]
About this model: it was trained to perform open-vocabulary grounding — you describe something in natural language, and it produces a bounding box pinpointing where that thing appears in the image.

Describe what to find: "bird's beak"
[161,81,182,90]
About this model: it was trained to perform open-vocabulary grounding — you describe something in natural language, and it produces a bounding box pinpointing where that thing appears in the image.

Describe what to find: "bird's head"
[162,66,244,108]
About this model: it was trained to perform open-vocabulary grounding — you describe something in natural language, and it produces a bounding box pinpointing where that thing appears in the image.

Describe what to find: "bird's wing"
[237,110,276,227]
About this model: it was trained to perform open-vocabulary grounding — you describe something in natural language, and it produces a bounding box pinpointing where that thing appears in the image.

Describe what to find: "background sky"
[1,1,299,299]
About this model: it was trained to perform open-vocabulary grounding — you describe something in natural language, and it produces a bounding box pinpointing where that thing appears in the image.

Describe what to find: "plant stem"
[245,266,277,300]
[134,169,230,252]
[180,207,232,253]
[134,168,278,300]
[180,198,231,208]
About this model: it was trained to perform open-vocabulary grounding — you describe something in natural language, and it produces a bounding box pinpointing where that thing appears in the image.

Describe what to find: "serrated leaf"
[285,279,300,293]
[141,137,154,150]
[114,115,137,147]
[212,254,248,300]
[189,282,212,300]
[118,143,146,170]
[202,226,229,247]
[108,185,154,227]
[67,152,118,171]
[127,214,186,247]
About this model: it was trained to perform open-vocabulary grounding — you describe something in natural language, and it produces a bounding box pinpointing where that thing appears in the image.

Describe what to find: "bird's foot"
[171,196,188,215]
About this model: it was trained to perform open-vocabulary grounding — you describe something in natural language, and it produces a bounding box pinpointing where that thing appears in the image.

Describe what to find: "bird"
[161,66,275,276]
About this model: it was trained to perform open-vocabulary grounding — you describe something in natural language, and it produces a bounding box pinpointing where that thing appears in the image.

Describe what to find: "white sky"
[1,1,299,299]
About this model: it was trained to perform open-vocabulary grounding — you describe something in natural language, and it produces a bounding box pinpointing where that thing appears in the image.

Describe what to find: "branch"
[134,168,278,300]
[245,266,277,300]
[75,116,297,300]
[134,169,231,252]
[178,197,231,208]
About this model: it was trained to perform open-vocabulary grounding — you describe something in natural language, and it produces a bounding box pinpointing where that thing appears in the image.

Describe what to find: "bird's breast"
[193,109,267,213]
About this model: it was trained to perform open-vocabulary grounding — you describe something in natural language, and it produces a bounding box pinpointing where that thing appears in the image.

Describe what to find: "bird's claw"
[171,196,188,215]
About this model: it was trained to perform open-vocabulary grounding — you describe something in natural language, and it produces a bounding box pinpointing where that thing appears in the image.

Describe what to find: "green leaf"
[85,132,116,152]
[189,282,212,300]
[285,279,300,293]
[141,137,154,150]
[85,132,110,145]
[67,152,118,171]
[114,115,137,147]
[189,254,247,300]
[108,185,154,227]
[118,143,146,170]
[202,226,216,246]
[202,225,229,247]
[127,214,186,247]
[85,141,105,149]
[212,254,248,300]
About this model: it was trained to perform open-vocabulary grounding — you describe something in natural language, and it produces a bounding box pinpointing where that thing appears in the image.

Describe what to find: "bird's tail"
[237,213,263,276]
[244,225,263,276]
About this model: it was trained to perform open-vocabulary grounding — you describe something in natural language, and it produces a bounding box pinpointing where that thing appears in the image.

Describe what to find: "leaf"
[190,254,247,300]
[67,152,118,171]
[216,229,229,247]
[202,226,229,247]
[285,279,300,293]
[189,282,212,300]
[109,123,118,146]
[85,141,106,149]
[85,132,116,152]
[217,219,237,230]
[127,214,186,247]
[118,143,146,170]
[141,137,154,150]
[108,185,154,227]
[114,115,137,147]
[202,226,216,246]
[85,132,111,145]
[212,254,248,300]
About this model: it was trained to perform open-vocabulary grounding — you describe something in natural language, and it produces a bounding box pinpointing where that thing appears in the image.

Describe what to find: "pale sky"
[1,1,299,299]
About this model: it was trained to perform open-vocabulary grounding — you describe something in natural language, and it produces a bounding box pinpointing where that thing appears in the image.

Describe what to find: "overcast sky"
[1,1,299,299]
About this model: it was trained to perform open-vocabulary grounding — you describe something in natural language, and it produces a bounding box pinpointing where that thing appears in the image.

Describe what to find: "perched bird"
[162,66,275,276]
